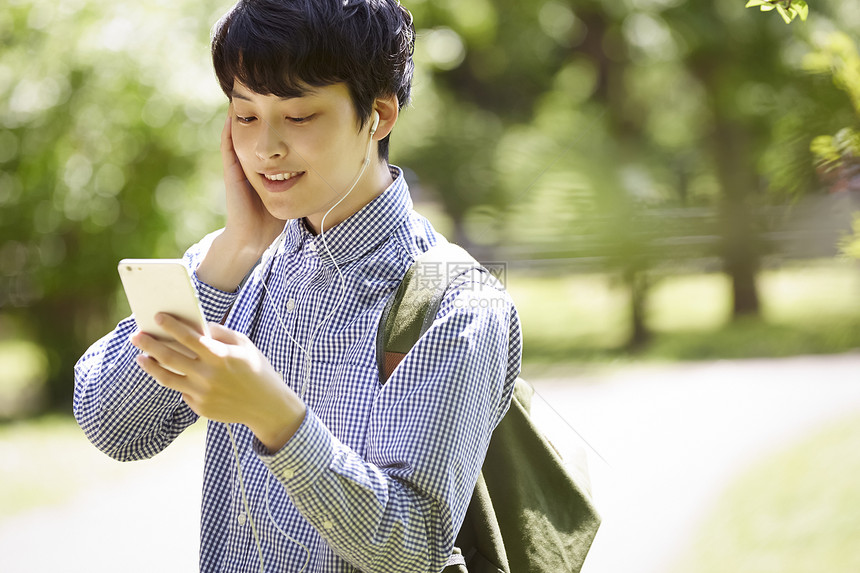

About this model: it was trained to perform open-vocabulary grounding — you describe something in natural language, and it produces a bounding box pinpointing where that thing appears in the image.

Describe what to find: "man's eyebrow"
[230,90,255,102]
[230,88,317,102]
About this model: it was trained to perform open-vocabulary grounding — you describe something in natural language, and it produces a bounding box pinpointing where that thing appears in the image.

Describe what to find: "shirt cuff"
[254,409,334,496]
[191,270,238,323]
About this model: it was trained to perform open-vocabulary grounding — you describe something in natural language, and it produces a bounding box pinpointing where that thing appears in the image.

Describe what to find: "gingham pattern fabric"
[74,166,523,573]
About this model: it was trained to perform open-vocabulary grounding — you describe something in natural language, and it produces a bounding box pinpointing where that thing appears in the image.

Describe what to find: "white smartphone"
[118,259,210,346]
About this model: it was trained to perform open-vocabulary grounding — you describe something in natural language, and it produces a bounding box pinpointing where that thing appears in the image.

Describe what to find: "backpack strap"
[375,241,602,573]
[375,241,485,572]
[376,242,478,383]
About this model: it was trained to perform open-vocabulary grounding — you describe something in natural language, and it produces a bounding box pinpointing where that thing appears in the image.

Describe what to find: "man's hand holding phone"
[130,315,305,452]
[120,259,304,452]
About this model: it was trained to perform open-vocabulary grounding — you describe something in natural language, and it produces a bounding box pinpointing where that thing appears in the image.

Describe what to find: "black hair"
[211,0,415,161]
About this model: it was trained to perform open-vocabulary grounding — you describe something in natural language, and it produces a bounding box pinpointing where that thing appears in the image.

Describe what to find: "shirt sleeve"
[73,229,238,461]
[255,267,523,573]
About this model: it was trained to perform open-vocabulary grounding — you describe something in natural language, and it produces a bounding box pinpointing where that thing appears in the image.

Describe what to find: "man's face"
[229,81,375,231]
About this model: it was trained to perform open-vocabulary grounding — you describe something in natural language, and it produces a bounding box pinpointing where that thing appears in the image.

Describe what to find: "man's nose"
[255,123,288,160]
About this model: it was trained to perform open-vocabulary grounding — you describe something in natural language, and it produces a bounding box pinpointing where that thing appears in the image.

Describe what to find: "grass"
[0,339,47,418]
[506,259,860,365]
[0,415,112,517]
[668,412,860,573]
[506,272,630,361]
[0,414,205,519]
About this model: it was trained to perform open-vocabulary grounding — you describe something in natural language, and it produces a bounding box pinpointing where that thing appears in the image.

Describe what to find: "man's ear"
[371,94,399,141]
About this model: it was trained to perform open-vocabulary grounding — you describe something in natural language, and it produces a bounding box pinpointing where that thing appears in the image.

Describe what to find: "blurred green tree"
[393,0,570,245]
[746,3,860,258]
[4,0,860,416]
[394,0,672,347]
[0,0,228,412]
[397,0,860,346]
[806,31,860,180]
[806,32,860,255]
[593,0,855,322]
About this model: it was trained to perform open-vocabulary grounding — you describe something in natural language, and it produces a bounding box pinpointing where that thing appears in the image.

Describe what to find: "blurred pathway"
[2,353,860,572]
[0,422,204,572]
[528,352,860,573]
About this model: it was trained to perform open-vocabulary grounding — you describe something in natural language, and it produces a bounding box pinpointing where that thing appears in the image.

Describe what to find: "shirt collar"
[279,165,411,267]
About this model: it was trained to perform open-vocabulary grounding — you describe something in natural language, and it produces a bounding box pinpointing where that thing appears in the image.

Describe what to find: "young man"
[74,1,522,572]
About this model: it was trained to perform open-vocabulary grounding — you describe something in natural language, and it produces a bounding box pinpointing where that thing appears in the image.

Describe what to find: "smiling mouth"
[262,171,304,181]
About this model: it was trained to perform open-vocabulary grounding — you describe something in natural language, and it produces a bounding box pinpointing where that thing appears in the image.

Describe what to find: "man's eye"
[287,115,313,124]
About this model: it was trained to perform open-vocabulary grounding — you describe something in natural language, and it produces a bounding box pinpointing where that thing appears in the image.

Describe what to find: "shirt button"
[322,519,334,530]
[237,512,247,526]
[307,242,316,252]
[285,299,296,313]
[283,468,295,479]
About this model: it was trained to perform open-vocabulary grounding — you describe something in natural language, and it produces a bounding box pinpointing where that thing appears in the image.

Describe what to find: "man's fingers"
[207,322,245,344]
[221,105,233,151]
[221,105,242,174]
[153,313,208,354]
[135,354,194,394]
[130,328,199,373]
[153,314,238,364]
[194,323,245,361]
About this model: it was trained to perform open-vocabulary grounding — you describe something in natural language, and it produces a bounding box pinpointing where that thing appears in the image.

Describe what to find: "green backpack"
[376,242,601,573]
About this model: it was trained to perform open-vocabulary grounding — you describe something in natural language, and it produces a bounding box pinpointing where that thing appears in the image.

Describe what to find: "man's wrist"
[197,232,266,292]
[249,389,307,454]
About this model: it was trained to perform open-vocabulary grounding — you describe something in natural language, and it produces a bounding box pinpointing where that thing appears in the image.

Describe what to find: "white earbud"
[370,111,380,136]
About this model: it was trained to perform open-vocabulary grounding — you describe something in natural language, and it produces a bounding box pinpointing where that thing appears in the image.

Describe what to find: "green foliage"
[803,31,860,114]
[810,128,860,175]
[803,29,860,185]
[394,0,583,239]
[840,214,860,259]
[803,31,860,258]
[0,0,230,410]
[746,0,809,24]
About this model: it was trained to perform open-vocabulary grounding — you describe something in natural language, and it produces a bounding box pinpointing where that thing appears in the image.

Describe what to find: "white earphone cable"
[299,120,376,398]
[227,422,267,573]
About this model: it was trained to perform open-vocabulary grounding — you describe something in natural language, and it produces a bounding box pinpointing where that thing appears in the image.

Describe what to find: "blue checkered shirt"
[74,166,522,572]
